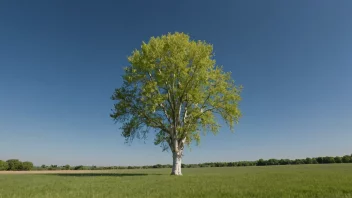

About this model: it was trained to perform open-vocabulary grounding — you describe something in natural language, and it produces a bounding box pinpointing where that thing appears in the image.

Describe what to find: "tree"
[342,155,352,163]
[22,161,34,171]
[74,165,84,170]
[110,32,242,175]
[267,159,279,165]
[257,159,266,166]
[323,156,335,164]
[63,164,71,170]
[153,164,163,169]
[316,157,323,164]
[312,158,318,164]
[334,156,342,163]
[279,159,291,165]
[305,158,313,164]
[293,159,304,165]
[0,160,9,171]
[6,159,22,171]
[48,165,58,170]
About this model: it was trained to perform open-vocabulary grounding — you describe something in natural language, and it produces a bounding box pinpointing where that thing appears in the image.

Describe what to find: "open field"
[1,164,352,198]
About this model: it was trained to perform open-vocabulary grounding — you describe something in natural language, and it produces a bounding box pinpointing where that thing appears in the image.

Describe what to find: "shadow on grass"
[51,173,162,177]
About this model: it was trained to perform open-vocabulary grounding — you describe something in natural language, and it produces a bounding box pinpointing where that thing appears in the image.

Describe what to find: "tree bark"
[171,151,182,175]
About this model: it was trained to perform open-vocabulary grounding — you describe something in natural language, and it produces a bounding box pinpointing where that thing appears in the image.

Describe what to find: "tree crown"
[111,32,242,150]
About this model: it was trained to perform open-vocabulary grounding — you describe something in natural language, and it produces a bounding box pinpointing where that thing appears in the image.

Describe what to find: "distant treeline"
[0,159,34,171]
[1,154,352,171]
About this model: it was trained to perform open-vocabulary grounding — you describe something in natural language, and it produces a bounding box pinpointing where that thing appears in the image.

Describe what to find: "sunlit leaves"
[111,32,242,150]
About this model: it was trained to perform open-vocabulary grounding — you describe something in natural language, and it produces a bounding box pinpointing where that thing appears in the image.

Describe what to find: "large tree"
[111,32,242,175]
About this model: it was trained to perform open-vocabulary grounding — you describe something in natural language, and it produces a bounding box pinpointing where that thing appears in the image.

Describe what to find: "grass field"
[1,164,352,198]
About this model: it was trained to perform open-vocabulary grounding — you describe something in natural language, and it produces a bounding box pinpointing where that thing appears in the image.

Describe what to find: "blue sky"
[0,0,351,166]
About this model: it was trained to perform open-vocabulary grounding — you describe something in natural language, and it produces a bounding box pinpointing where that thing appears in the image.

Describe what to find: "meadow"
[1,164,352,198]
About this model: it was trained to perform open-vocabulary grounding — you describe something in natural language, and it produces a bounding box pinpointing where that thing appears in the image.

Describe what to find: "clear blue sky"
[1,0,351,166]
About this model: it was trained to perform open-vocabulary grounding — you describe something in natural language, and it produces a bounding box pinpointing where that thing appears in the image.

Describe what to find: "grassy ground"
[1,164,352,198]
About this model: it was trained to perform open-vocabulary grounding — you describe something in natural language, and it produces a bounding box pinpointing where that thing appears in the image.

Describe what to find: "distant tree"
[257,159,266,166]
[316,157,324,164]
[334,156,342,163]
[74,165,84,170]
[279,159,291,165]
[63,164,71,170]
[41,164,47,169]
[6,159,22,171]
[278,159,285,165]
[267,159,279,166]
[312,158,318,164]
[191,164,200,168]
[48,165,58,170]
[342,155,352,163]
[199,163,206,168]
[238,161,244,166]
[22,161,34,171]
[293,159,304,165]
[16,163,23,170]
[162,164,172,168]
[0,160,9,171]
[323,157,335,164]
[110,32,242,175]
[305,158,313,164]
[153,164,163,168]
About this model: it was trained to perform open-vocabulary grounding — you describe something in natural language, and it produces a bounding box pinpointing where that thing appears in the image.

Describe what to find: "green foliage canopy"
[0,160,9,170]
[22,161,34,171]
[6,159,22,171]
[110,32,242,151]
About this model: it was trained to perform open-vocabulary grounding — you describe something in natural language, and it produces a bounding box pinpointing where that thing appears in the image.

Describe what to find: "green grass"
[1,164,352,198]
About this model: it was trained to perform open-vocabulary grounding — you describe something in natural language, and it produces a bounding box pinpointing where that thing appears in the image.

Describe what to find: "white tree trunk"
[171,151,182,175]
